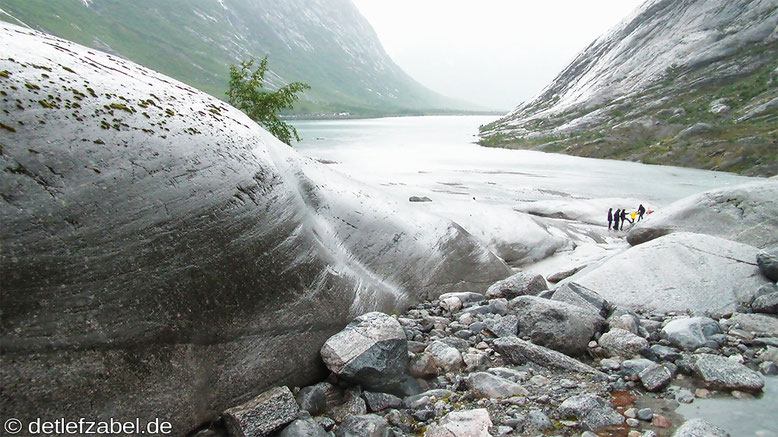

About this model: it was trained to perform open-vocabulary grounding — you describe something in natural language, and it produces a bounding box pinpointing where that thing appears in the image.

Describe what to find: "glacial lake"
[292,115,754,207]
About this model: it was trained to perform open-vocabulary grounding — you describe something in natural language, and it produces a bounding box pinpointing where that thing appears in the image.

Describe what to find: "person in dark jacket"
[620,209,631,230]
[614,208,621,231]
[637,204,646,221]
[607,208,613,230]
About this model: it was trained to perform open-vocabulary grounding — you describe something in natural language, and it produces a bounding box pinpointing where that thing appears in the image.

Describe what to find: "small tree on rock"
[227,57,310,145]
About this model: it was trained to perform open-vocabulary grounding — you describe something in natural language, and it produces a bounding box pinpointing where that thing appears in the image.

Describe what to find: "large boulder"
[626,181,778,249]
[509,296,604,356]
[574,233,770,314]
[687,354,764,392]
[661,317,722,351]
[485,271,547,299]
[321,312,409,392]
[0,24,512,434]
[551,282,610,316]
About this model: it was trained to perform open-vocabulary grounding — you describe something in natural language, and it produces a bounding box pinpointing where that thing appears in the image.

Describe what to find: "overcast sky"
[351,0,647,111]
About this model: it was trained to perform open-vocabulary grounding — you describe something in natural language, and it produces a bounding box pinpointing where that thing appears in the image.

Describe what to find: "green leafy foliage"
[227,57,310,145]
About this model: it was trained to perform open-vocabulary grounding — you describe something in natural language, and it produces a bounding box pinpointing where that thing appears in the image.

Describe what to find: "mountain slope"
[0,0,469,116]
[480,0,778,176]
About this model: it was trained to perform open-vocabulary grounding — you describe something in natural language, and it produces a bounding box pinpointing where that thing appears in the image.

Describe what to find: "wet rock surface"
[0,23,511,433]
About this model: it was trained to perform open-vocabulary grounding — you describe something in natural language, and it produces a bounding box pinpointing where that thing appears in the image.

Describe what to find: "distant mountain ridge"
[0,0,469,116]
[480,0,778,176]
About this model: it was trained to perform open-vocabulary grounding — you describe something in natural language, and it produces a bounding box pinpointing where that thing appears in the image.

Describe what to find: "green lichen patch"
[38,99,58,109]
[109,102,135,113]
[93,139,105,144]
[0,70,10,78]
[31,64,52,71]
[25,83,41,90]
[0,122,16,132]
[86,87,97,98]
[62,66,76,74]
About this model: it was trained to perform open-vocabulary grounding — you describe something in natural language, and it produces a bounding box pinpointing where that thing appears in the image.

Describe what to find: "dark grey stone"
[752,292,778,314]
[636,408,653,421]
[296,385,327,416]
[334,415,390,437]
[651,344,681,362]
[321,312,409,393]
[757,248,778,282]
[223,387,299,437]
[278,419,328,437]
[362,391,401,412]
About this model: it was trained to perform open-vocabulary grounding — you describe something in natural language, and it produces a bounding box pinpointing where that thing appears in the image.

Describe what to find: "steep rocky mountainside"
[480,0,778,176]
[0,0,467,116]
[0,23,508,434]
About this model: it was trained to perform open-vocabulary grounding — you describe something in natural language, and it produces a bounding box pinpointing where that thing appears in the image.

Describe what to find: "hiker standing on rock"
[614,208,621,231]
[607,208,613,230]
[620,209,631,230]
[638,204,646,221]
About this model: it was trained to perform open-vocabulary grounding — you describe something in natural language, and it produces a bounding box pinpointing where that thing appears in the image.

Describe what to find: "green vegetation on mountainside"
[0,0,471,116]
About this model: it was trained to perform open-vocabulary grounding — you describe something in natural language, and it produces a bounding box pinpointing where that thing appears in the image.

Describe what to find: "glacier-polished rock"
[0,23,510,434]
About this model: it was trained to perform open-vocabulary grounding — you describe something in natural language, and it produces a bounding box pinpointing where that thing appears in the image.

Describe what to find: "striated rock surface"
[627,182,778,248]
[574,233,769,314]
[0,23,510,434]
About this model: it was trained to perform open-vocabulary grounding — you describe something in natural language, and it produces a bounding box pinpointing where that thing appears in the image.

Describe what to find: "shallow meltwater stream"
[675,376,778,437]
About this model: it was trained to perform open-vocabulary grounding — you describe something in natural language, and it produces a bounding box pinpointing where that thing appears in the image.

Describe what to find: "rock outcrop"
[573,232,770,314]
[627,182,778,248]
[0,23,510,434]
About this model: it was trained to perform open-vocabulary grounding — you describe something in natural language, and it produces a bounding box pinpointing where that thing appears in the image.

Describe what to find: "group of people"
[607,204,646,231]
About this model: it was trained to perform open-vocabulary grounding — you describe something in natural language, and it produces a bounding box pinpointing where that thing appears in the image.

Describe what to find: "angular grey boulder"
[688,353,764,392]
[757,247,778,281]
[321,312,409,392]
[362,392,401,412]
[466,372,529,399]
[639,364,673,392]
[486,272,547,299]
[598,328,649,357]
[558,394,624,431]
[510,296,604,356]
[492,336,603,375]
[484,314,519,338]
[552,282,610,316]
[752,292,778,314]
[672,418,730,437]
[626,181,778,249]
[223,387,299,437]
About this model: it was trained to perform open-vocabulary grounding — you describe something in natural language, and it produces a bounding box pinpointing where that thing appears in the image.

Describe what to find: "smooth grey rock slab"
[558,394,624,431]
[509,295,604,356]
[576,233,769,314]
[492,336,603,375]
[688,353,764,392]
[223,387,298,437]
[486,271,547,299]
[627,181,778,249]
